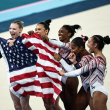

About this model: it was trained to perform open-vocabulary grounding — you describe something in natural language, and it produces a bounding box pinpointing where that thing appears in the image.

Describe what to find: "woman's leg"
[93,91,107,110]
[20,96,30,110]
[10,91,22,110]
[87,89,94,110]
[26,95,32,110]
[59,82,69,110]
[65,77,79,110]
[10,90,32,110]
[42,98,53,110]
[20,94,32,110]
[89,96,94,110]
[52,95,62,110]
[75,86,88,110]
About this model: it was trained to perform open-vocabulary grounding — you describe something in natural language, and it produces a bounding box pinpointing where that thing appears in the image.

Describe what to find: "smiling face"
[70,42,82,56]
[87,37,96,53]
[9,23,22,39]
[35,24,48,36]
[58,27,70,43]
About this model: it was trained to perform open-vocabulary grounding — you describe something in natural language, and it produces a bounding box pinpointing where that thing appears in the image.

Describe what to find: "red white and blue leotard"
[75,54,93,93]
[60,54,93,92]
[64,57,108,97]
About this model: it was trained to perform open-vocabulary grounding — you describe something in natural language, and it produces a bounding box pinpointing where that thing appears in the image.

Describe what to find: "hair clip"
[81,35,86,43]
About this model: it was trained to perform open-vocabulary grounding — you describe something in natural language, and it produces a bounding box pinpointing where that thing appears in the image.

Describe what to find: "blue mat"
[0,0,110,33]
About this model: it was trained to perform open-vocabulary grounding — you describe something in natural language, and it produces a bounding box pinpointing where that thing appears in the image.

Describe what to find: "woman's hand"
[7,39,15,47]
[59,70,65,76]
[41,35,49,41]
[28,30,34,35]
[68,53,77,64]
[54,53,62,61]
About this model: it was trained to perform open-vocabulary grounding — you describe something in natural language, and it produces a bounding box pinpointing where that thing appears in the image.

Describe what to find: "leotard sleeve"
[64,58,98,77]
[60,58,74,72]
[49,39,71,49]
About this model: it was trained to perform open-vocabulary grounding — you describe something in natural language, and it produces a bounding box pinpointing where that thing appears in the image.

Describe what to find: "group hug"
[0,19,110,110]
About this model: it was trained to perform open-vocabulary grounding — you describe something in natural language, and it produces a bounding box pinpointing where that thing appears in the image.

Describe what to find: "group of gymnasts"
[0,19,110,110]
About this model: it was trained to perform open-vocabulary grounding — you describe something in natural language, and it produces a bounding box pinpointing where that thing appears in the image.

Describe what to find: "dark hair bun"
[71,24,81,30]
[103,36,110,44]
[84,36,88,41]
[45,19,51,26]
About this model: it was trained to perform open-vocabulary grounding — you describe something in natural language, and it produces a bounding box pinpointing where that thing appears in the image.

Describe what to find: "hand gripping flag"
[22,33,62,103]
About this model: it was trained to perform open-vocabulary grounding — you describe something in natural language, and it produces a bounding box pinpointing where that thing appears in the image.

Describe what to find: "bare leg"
[52,95,62,110]
[42,98,53,110]
[65,77,79,110]
[93,91,107,110]
[20,96,29,110]
[60,82,69,110]
[87,89,94,110]
[75,86,88,110]
[25,95,32,110]
[21,94,32,110]
[89,96,94,110]
[10,91,22,110]
[10,90,32,110]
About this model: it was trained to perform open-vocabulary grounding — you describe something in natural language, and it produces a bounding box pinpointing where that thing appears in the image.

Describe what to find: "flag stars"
[21,57,24,59]
[35,59,37,62]
[21,60,24,62]
[20,46,23,51]
[30,60,33,63]
[9,59,12,62]
[25,53,28,56]
[21,63,24,65]
[13,53,16,56]
[15,45,18,47]
[21,54,24,56]
[11,65,14,68]
[17,41,20,44]
[17,55,20,58]
[30,54,33,56]
[1,37,37,70]
[3,45,6,47]
[9,50,12,53]
[7,47,9,50]
[17,61,20,64]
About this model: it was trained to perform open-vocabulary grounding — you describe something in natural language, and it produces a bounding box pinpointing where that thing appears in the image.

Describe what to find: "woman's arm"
[60,58,74,72]
[49,39,71,49]
[54,53,74,72]
[59,68,81,77]
[60,58,97,77]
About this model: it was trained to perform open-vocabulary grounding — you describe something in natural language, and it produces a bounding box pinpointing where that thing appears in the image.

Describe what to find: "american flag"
[0,33,62,103]
[0,36,44,98]
[22,33,62,103]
